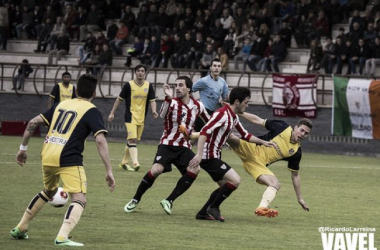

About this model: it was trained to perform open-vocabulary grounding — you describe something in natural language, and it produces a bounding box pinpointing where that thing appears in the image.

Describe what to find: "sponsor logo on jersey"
[47,136,67,145]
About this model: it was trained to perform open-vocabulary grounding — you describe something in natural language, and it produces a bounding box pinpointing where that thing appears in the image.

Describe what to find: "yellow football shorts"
[42,166,87,193]
[234,139,274,182]
[125,123,144,140]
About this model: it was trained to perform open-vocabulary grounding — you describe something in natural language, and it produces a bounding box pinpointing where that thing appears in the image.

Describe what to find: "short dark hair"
[229,87,251,105]
[297,118,313,129]
[176,76,192,92]
[134,64,147,72]
[77,74,97,98]
[211,58,221,64]
[62,71,71,78]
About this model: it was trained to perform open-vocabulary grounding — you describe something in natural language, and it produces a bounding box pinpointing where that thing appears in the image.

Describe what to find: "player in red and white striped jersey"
[188,87,274,222]
[124,76,210,215]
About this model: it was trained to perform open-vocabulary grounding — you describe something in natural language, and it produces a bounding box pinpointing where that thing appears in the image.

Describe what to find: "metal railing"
[0,62,344,107]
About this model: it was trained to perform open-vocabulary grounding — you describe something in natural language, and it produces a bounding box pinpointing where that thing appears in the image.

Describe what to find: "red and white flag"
[272,74,317,118]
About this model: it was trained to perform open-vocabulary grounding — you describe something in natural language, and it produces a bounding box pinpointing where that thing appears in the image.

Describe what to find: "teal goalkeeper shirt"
[192,75,229,111]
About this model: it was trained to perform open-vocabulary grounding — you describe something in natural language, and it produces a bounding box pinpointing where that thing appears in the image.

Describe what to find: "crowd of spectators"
[0,0,376,75]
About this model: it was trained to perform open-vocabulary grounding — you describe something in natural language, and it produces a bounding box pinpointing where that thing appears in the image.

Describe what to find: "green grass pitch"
[0,136,379,250]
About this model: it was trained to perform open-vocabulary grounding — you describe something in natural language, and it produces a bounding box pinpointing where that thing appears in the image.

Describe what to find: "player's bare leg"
[255,175,280,218]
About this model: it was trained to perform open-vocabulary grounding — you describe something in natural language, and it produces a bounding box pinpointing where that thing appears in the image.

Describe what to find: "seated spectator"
[78,32,96,64]
[349,9,364,32]
[193,32,206,69]
[106,20,118,42]
[170,33,184,68]
[124,36,143,67]
[199,43,216,77]
[336,27,348,44]
[47,31,70,65]
[95,30,108,47]
[12,59,33,90]
[64,4,78,40]
[257,38,273,72]
[31,5,44,39]
[278,22,292,48]
[138,34,160,67]
[93,43,112,75]
[35,5,57,38]
[154,33,173,68]
[348,22,363,45]
[0,2,9,50]
[223,27,237,58]
[47,16,67,51]
[182,32,195,69]
[294,15,311,48]
[247,33,267,72]
[16,6,33,39]
[121,5,135,31]
[109,20,129,56]
[319,36,336,74]
[365,36,380,77]
[137,37,151,65]
[334,37,348,75]
[267,34,287,72]
[34,17,54,53]
[364,23,377,45]
[79,3,103,42]
[216,47,229,71]
[308,9,329,42]
[307,39,323,72]
[85,44,101,74]
[349,38,370,75]
[10,5,22,39]
[234,37,252,71]
[220,8,234,32]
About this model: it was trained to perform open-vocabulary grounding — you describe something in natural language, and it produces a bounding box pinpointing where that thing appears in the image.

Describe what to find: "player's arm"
[160,83,172,118]
[291,171,309,211]
[192,79,205,92]
[95,132,115,192]
[48,84,59,109]
[150,99,158,118]
[16,115,46,166]
[239,112,265,126]
[108,97,122,122]
[47,96,54,109]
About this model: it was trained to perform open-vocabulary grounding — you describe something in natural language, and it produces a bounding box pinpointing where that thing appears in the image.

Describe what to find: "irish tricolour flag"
[332,76,380,139]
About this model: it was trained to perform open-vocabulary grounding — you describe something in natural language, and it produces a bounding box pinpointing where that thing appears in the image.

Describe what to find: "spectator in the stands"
[257,38,273,72]
[144,4,160,38]
[273,0,295,33]
[157,5,168,34]
[16,5,33,39]
[211,18,225,49]
[47,30,70,65]
[247,33,267,72]
[267,34,287,72]
[140,34,160,67]
[216,47,229,71]
[12,59,33,90]
[349,38,370,75]
[94,43,112,75]
[199,43,216,76]
[319,36,336,74]
[223,27,236,58]
[258,23,271,43]
[30,5,43,38]
[278,21,292,48]
[336,27,348,44]
[182,32,196,69]
[294,14,311,48]
[365,36,380,77]
[349,9,364,32]
[154,33,173,68]
[334,37,348,75]
[308,9,329,42]
[86,44,101,73]
[47,16,66,51]
[134,4,148,38]
[103,0,120,19]
[307,39,323,73]
[106,20,118,42]
[124,36,144,67]
[193,32,206,69]
[220,8,234,33]
[109,20,129,56]
[35,5,55,39]
[170,33,185,68]
[183,6,195,30]
[121,5,135,32]
[234,37,252,71]
[233,6,246,34]
[0,2,9,50]
[34,17,54,53]
[64,4,78,40]
[78,32,96,65]
[79,3,103,42]
[364,23,377,45]
[95,30,108,47]
[348,22,364,45]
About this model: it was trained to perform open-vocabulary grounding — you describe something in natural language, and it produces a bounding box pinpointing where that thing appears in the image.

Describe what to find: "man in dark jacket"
[48,31,70,65]
[268,34,287,72]
[349,38,370,75]
[34,17,54,53]
[94,43,113,75]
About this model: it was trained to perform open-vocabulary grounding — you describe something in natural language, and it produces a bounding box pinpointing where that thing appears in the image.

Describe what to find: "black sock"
[210,182,237,208]
[166,171,197,203]
[198,188,219,215]
[133,171,156,201]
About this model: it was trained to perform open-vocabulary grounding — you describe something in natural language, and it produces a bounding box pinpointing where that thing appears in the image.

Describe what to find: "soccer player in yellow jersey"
[48,72,77,109]
[228,113,312,218]
[10,74,115,247]
[108,64,158,171]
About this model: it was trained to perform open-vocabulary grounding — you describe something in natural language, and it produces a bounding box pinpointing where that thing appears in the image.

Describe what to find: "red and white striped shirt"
[200,104,252,159]
[159,96,210,148]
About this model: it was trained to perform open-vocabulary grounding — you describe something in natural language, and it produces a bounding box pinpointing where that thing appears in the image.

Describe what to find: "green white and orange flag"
[332,76,380,139]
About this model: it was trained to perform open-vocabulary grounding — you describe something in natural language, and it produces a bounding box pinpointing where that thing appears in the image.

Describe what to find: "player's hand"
[298,199,309,211]
[163,83,173,99]
[152,111,158,119]
[105,171,115,193]
[108,114,114,122]
[188,154,202,169]
[262,141,275,147]
[16,150,27,166]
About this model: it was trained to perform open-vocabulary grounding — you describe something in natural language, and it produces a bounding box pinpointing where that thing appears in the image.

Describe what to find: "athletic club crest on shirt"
[144,88,148,93]
[156,156,162,161]
[289,148,295,154]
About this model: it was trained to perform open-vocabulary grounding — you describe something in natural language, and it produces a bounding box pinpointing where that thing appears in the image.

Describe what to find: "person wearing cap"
[48,72,76,108]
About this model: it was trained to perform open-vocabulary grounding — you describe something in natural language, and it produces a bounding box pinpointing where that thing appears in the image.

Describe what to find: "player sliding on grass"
[187,87,274,222]
[10,74,115,247]
[182,112,311,218]
[124,76,210,215]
